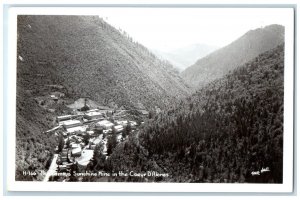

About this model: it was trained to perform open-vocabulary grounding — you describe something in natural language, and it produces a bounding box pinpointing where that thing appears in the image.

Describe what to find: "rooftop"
[75,150,94,166]
[139,110,149,115]
[85,111,102,116]
[130,121,137,126]
[97,120,114,126]
[66,126,86,133]
[71,147,82,155]
[115,125,123,130]
[71,143,81,149]
[87,109,99,112]
[57,115,72,119]
[87,131,94,135]
[92,138,101,145]
[116,120,128,125]
[63,120,82,126]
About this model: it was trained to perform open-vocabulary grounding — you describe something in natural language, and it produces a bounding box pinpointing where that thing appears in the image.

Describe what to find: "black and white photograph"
[4,4,295,193]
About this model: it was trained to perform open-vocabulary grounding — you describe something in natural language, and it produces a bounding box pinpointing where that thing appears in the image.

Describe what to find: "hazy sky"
[98,8,290,52]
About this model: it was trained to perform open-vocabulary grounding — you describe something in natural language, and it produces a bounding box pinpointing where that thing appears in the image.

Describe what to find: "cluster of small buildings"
[56,109,137,136]
[56,135,100,172]
[54,108,139,172]
[56,109,105,135]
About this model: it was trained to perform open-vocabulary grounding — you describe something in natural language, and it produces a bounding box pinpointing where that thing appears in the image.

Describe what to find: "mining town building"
[97,120,114,130]
[63,120,85,134]
[71,147,82,157]
[114,125,124,133]
[57,115,73,125]
[63,120,82,129]
[84,111,104,120]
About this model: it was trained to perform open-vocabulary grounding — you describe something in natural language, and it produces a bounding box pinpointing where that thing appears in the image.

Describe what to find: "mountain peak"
[181,24,284,88]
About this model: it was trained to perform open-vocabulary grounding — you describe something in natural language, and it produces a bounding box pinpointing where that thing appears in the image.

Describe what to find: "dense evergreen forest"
[16,89,58,181]
[102,44,284,183]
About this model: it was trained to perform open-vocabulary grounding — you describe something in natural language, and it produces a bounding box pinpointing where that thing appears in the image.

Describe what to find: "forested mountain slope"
[181,24,284,88]
[17,15,190,110]
[106,44,284,183]
[16,15,190,180]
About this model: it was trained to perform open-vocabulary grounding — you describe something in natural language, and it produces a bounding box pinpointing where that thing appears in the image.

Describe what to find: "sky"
[98,8,291,52]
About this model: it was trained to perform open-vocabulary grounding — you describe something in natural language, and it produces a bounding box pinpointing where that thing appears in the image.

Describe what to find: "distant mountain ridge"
[181,24,284,88]
[152,44,218,72]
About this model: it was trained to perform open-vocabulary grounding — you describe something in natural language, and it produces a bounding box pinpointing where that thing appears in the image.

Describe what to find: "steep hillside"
[17,15,190,110]
[16,89,58,181]
[181,24,284,88]
[16,15,190,180]
[105,44,284,183]
[153,44,217,72]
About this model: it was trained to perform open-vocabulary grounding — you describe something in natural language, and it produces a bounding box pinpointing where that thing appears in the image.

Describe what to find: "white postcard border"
[5,6,295,193]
